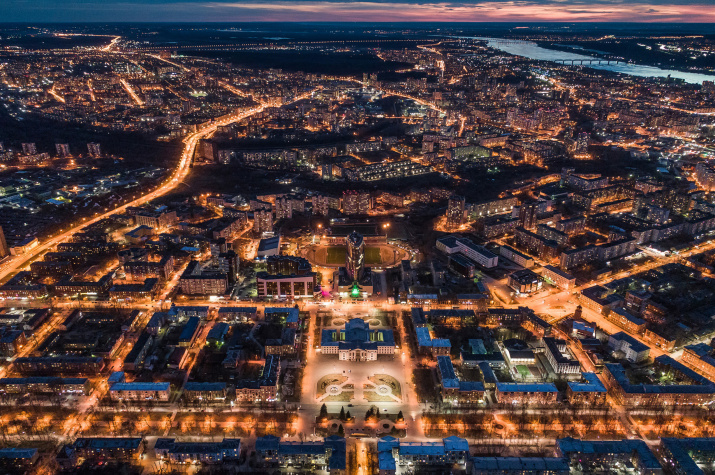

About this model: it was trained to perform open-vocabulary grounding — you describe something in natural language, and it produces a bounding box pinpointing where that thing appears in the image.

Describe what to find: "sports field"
[365,247,382,265]
[326,247,347,265]
[325,246,383,265]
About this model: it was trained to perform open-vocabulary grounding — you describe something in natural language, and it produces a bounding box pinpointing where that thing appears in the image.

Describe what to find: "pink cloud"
[208,1,715,22]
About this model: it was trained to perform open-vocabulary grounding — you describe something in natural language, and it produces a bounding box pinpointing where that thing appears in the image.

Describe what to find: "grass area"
[326,247,347,265]
[494,368,514,383]
[412,368,439,403]
[369,374,402,398]
[365,247,383,265]
[460,367,484,382]
[364,391,397,403]
[323,392,354,403]
[517,365,530,378]
[317,374,347,395]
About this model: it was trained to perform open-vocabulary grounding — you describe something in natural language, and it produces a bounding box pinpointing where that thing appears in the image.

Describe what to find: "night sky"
[2,0,714,23]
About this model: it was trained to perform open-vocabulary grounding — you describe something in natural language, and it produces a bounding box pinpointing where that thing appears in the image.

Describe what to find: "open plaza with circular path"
[316,372,402,404]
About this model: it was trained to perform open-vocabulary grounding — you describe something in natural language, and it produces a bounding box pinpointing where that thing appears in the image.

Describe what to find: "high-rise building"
[342,190,371,216]
[275,196,293,220]
[21,143,37,155]
[217,251,240,284]
[0,226,8,258]
[87,143,101,158]
[576,132,589,152]
[695,162,715,192]
[253,209,273,235]
[313,195,330,216]
[196,139,217,163]
[313,194,339,216]
[446,195,466,228]
[518,201,538,230]
[55,143,70,158]
[346,231,365,282]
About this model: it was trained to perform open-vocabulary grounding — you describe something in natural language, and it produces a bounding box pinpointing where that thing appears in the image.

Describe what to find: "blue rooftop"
[110,382,170,392]
[557,437,661,470]
[568,372,607,393]
[497,382,558,392]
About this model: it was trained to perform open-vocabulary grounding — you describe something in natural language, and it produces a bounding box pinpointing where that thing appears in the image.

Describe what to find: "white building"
[436,236,498,269]
[608,332,650,363]
[320,319,395,361]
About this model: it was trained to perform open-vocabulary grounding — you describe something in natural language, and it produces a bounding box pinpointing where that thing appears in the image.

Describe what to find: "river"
[463,37,715,85]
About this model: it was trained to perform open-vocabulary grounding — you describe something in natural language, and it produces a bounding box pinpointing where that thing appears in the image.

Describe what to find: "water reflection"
[462,37,715,85]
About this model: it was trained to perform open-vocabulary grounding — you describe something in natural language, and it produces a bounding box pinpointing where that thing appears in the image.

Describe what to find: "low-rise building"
[178,317,201,348]
[255,435,346,473]
[235,354,280,403]
[436,236,498,268]
[508,269,542,294]
[0,448,39,470]
[556,437,662,475]
[608,332,650,363]
[495,382,558,405]
[472,456,570,475]
[681,343,715,381]
[182,382,228,402]
[377,435,469,474]
[415,327,451,356]
[660,437,715,475]
[566,372,607,405]
[154,438,240,464]
[580,286,623,314]
[124,332,154,371]
[499,245,534,268]
[109,382,171,401]
[541,265,576,290]
[603,357,715,407]
[542,337,580,374]
[0,377,90,396]
[72,438,143,460]
[179,261,228,296]
[256,272,316,299]
[13,356,104,375]
[217,307,257,322]
[109,278,158,301]
[436,355,485,404]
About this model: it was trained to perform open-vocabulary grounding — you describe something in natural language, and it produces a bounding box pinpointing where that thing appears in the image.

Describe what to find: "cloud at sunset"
[1,0,712,22]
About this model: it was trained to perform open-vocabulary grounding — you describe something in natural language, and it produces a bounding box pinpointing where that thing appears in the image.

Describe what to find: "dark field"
[197,49,413,76]
[0,109,181,167]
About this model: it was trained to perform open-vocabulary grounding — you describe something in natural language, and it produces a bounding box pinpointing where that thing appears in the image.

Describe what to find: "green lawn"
[516,365,530,378]
[326,247,347,265]
[365,247,383,265]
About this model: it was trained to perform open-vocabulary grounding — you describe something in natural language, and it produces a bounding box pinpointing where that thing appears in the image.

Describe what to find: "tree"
[339,406,346,421]
[397,411,404,422]
[345,411,351,421]
[319,404,328,419]
[337,424,344,437]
